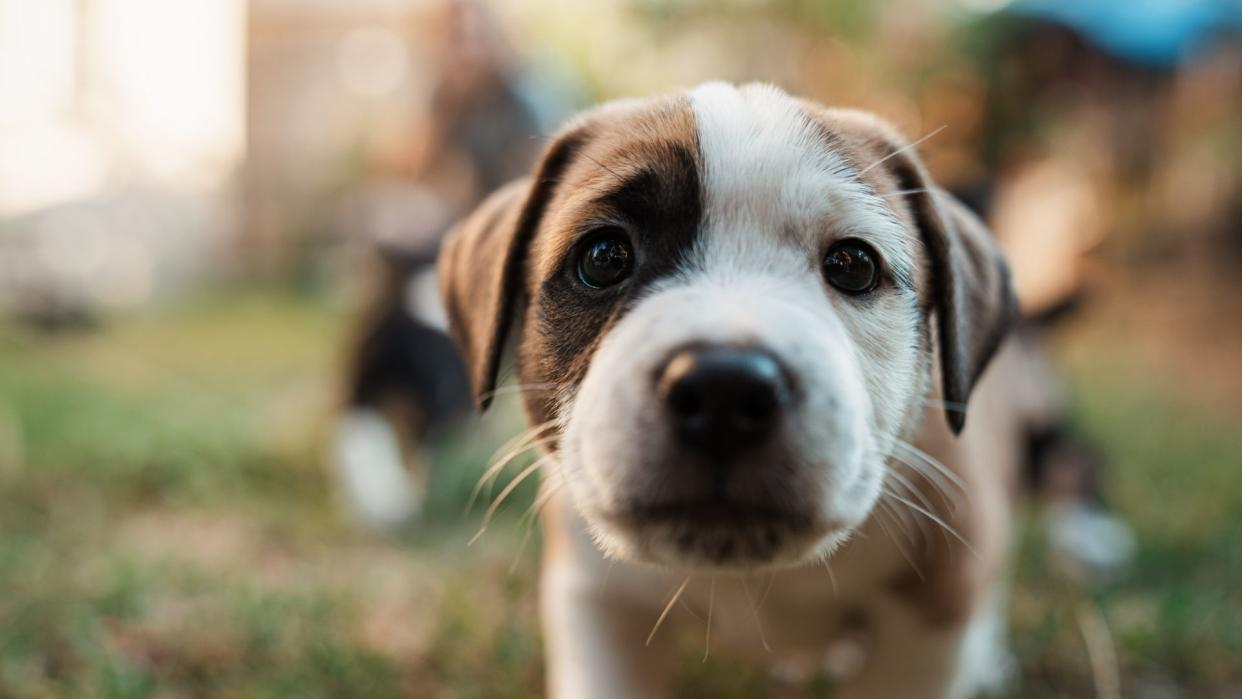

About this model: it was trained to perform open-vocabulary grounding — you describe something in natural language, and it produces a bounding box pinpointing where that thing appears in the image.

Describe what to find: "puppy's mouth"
[620,498,797,527]
[602,497,829,569]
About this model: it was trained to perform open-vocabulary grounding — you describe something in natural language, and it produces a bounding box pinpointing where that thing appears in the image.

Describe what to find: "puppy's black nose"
[657,345,790,457]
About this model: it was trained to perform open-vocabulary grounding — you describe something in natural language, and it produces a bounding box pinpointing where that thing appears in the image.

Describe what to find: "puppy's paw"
[334,408,425,531]
[1047,503,1137,579]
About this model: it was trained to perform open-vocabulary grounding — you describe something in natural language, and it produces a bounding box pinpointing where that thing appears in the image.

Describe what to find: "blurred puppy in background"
[332,0,554,530]
[335,248,472,529]
[439,82,1128,697]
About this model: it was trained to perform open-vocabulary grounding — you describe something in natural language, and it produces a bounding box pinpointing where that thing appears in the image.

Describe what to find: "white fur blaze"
[688,82,915,284]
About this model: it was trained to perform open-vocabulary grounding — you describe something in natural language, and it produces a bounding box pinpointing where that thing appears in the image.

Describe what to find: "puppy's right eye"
[577,228,634,288]
[823,239,880,295]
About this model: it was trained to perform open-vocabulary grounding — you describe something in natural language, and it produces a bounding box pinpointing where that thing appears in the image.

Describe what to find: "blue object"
[1005,0,1242,69]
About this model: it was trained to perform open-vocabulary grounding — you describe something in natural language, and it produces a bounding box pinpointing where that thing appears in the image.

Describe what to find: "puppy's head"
[440,83,1015,570]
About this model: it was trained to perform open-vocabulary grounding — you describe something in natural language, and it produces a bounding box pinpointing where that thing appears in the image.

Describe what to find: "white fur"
[688,83,925,445]
[1047,503,1136,575]
[404,267,448,331]
[950,588,1016,698]
[334,408,422,530]
[688,82,917,288]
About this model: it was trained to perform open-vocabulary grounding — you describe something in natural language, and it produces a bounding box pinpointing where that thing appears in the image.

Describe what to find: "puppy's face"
[441,83,1014,571]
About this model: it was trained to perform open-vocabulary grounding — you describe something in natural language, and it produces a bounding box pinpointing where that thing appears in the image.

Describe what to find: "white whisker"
[894,439,969,496]
[509,516,536,575]
[757,571,776,610]
[678,597,705,623]
[888,449,964,515]
[703,576,716,662]
[821,558,839,598]
[860,125,947,174]
[482,458,546,521]
[599,558,617,597]
[886,466,938,514]
[519,480,561,527]
[885,467,945,545]
[921,397,969,414]
[477,382,569,403]
[875,507,924,580]
[878,497,920,547]
[469,456,548,545]
[741,577,772,652]
[467,430,540,514]
[879,187,934,198]
[466,427,556,514]
[646,577,691,647]
[883,489,979,559]
[509,481,561,574]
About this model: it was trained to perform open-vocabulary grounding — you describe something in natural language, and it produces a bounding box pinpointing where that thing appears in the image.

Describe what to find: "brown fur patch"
[515,96,704,427]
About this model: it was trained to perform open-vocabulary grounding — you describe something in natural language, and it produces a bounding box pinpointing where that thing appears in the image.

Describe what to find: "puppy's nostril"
[656,344,790,459]
[737,384,778,425]
[667,382,705,420]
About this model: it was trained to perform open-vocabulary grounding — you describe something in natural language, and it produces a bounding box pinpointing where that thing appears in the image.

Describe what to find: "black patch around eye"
[546,143,705,303]
[823,239,880,295]
[531,139,704,393]
[576,228,634,288]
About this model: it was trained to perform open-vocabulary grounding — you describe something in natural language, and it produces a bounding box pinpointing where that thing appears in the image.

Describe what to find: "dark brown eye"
[577,228,634,288]
[823,240,880,294]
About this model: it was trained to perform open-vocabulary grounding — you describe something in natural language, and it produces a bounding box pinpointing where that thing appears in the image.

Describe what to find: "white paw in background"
[334,408,423,532]
[1047,503,1137,578]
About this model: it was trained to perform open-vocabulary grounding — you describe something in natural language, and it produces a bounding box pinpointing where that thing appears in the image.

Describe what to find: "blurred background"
[1,0,1240,696]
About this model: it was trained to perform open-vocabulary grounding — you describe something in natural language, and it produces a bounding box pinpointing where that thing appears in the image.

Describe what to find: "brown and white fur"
[439,82,1023,698]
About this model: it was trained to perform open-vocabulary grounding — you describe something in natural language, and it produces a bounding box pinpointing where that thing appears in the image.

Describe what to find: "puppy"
[439,82,1021,697]
[335,250,473,530]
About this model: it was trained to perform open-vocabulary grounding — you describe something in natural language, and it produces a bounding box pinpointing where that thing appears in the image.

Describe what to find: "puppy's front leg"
[541,563,674,699]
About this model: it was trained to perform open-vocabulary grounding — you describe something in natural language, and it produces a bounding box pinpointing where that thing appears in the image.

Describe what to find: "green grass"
[0,290,1239,697]
[1007,358,1242,696]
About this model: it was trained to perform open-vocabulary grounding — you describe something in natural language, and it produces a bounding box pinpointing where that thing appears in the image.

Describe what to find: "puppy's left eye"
[577,228,634,288]
[823,239,880,294]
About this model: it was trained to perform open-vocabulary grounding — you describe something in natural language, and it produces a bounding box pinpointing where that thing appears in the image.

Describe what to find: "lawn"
[0,289,1239,698]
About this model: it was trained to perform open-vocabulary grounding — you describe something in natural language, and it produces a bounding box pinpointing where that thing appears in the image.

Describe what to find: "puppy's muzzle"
[656,344,792,460]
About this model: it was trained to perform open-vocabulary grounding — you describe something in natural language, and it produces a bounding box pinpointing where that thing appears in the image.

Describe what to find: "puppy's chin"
[578,506,854,571]
[582,501,859,572]
[573,461,884,571]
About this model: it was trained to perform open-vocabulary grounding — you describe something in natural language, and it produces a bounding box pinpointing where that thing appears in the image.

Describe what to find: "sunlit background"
[1,0,1240,697]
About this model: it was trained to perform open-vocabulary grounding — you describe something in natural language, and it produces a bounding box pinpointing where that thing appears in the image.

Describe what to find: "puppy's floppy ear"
[437,129,587,410]
[910,183,1018,433]
[828,111,1018,433]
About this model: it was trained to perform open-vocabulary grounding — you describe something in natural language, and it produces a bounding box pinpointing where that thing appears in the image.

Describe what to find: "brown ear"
[827,112,1018,433]
[437,130,587,410]
[911,182,1019,434]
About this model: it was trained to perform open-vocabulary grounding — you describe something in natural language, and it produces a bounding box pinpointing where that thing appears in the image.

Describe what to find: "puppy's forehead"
[689,82,914,283]
[692,82,853,227]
